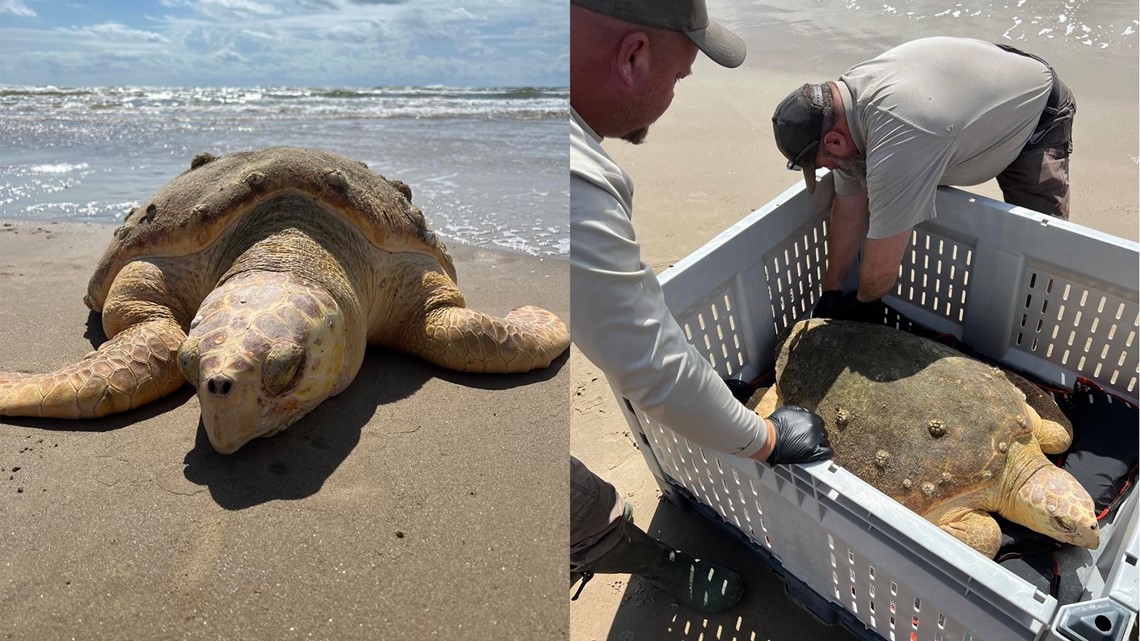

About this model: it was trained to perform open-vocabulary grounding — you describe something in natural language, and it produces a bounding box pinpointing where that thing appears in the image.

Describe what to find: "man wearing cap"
[771,37,1076,321]
[569,0,834,612]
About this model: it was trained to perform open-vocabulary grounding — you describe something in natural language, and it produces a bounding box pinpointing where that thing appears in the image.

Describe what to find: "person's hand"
[811,290,844,319]
[819,290,884,323]
[766,405,833,464]
[837,291,885,323]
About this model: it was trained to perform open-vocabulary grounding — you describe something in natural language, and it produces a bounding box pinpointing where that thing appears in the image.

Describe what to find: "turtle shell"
[774,319,1034,515]
[85,146,454,311]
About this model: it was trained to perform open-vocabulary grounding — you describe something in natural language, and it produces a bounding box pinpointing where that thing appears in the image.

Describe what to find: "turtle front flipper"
[375,257,568,373]
[408,304,569,373]
[933,506,1002,558]
[0,319,185,418]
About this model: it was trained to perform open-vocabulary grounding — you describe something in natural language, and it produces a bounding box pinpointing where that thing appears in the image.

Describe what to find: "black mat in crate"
[725,308,1139,598]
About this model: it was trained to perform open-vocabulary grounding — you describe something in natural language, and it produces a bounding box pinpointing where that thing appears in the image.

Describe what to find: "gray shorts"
[570,456,629,568]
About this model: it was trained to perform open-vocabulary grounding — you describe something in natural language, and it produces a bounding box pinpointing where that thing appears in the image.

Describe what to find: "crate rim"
[658,171,1140,291]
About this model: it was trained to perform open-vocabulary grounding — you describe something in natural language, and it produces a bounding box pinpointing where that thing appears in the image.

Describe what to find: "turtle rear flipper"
[751,385,780,416]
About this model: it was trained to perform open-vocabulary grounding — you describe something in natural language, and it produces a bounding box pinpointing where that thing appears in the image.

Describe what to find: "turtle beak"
[198,370,266,454]
[1073,518,1100,550]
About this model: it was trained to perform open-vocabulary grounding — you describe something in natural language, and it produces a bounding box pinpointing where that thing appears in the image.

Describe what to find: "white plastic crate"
[617,173,1139,641]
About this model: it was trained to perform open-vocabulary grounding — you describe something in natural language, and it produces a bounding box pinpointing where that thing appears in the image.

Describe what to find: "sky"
[0,0,568,87]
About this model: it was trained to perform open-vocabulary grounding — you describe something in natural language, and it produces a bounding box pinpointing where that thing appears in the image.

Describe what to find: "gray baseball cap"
[572,0,746,68]
[772,83,830,193]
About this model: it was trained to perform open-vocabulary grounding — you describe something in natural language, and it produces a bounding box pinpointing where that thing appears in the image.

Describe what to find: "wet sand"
[0,221,570,640]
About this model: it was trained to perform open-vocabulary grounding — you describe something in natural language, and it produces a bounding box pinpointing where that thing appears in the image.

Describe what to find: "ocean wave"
[0,85,569,121]
[27,162,90,174]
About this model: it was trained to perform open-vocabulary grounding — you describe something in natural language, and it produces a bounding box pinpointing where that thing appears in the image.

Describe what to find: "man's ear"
[821,130,850,156]
[614,31,651,88]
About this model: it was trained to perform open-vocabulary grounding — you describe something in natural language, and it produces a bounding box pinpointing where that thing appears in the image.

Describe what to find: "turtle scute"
[86,146,453,312]
[774,319,1032,513]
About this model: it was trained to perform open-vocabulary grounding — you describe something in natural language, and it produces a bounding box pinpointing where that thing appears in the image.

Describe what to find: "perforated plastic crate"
[618,173,1139,641]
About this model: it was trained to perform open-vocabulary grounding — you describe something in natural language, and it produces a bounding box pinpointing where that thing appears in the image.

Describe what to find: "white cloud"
[0,0,36,17]
[1,0,567,87]
[56,22,170,43]
[212,47,249,64]
[238,29,275,41]
[204,0,278,16]
[162,0,279,18]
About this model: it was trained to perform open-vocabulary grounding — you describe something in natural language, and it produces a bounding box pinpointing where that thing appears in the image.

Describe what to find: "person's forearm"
[856,270,897,301]
[822,192,870,291]
[857,228,914,301]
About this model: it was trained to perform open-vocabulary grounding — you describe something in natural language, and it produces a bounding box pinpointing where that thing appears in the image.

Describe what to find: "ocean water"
[0,86,569,257]
[721,0,1138,67]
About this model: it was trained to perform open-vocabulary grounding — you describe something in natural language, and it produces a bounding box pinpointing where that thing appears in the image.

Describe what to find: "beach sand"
[570,31,1138,641]
[0,221,570,640]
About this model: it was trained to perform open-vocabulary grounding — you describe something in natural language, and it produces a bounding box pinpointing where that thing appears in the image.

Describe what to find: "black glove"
[811,290,845,319]
[834,290,885,324]
[766,405,833,464]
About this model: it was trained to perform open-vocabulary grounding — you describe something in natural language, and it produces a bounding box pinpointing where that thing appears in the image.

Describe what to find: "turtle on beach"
[753,318,1099,558]
[0,147,570,454]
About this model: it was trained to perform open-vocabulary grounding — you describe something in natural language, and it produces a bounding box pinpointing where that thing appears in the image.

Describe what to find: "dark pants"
[996,55,1075,219]
[569,456,629,568]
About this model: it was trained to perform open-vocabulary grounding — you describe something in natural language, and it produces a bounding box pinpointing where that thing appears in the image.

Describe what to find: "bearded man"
[772,37,1075,321]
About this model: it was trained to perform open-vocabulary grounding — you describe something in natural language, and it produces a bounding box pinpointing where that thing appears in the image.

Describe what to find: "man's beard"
[617,83,670,145]
[827,151,867,177]
[620,126,650,145]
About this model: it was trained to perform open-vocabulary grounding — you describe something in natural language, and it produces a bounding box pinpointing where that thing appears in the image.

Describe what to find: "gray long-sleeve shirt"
[569,108,767,458]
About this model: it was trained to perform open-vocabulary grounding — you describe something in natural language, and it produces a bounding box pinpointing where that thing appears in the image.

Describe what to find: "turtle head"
[1007,463,1100,550]
[179,272,355,454]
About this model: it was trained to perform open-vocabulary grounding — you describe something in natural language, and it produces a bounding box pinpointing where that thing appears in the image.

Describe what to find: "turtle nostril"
[205,375,235,397]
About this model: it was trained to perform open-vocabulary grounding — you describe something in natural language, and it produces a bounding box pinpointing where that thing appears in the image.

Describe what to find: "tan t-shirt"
[833,37,1052,238]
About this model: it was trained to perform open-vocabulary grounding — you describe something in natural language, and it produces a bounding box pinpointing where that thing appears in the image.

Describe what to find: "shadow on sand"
[180,346,568,510]
[600,499,859,641]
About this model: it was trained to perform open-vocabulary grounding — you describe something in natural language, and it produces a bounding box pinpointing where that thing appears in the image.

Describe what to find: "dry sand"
[570,38,1138,641]
[0,221,569,640]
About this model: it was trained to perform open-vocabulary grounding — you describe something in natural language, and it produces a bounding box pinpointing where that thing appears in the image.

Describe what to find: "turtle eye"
[263,342,305,395]
[178,338,201,385]
[1051,515,1074,533]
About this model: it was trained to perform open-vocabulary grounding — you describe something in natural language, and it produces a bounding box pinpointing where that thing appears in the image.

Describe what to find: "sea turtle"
[0,147,570,454]
[753,318,1099,558]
